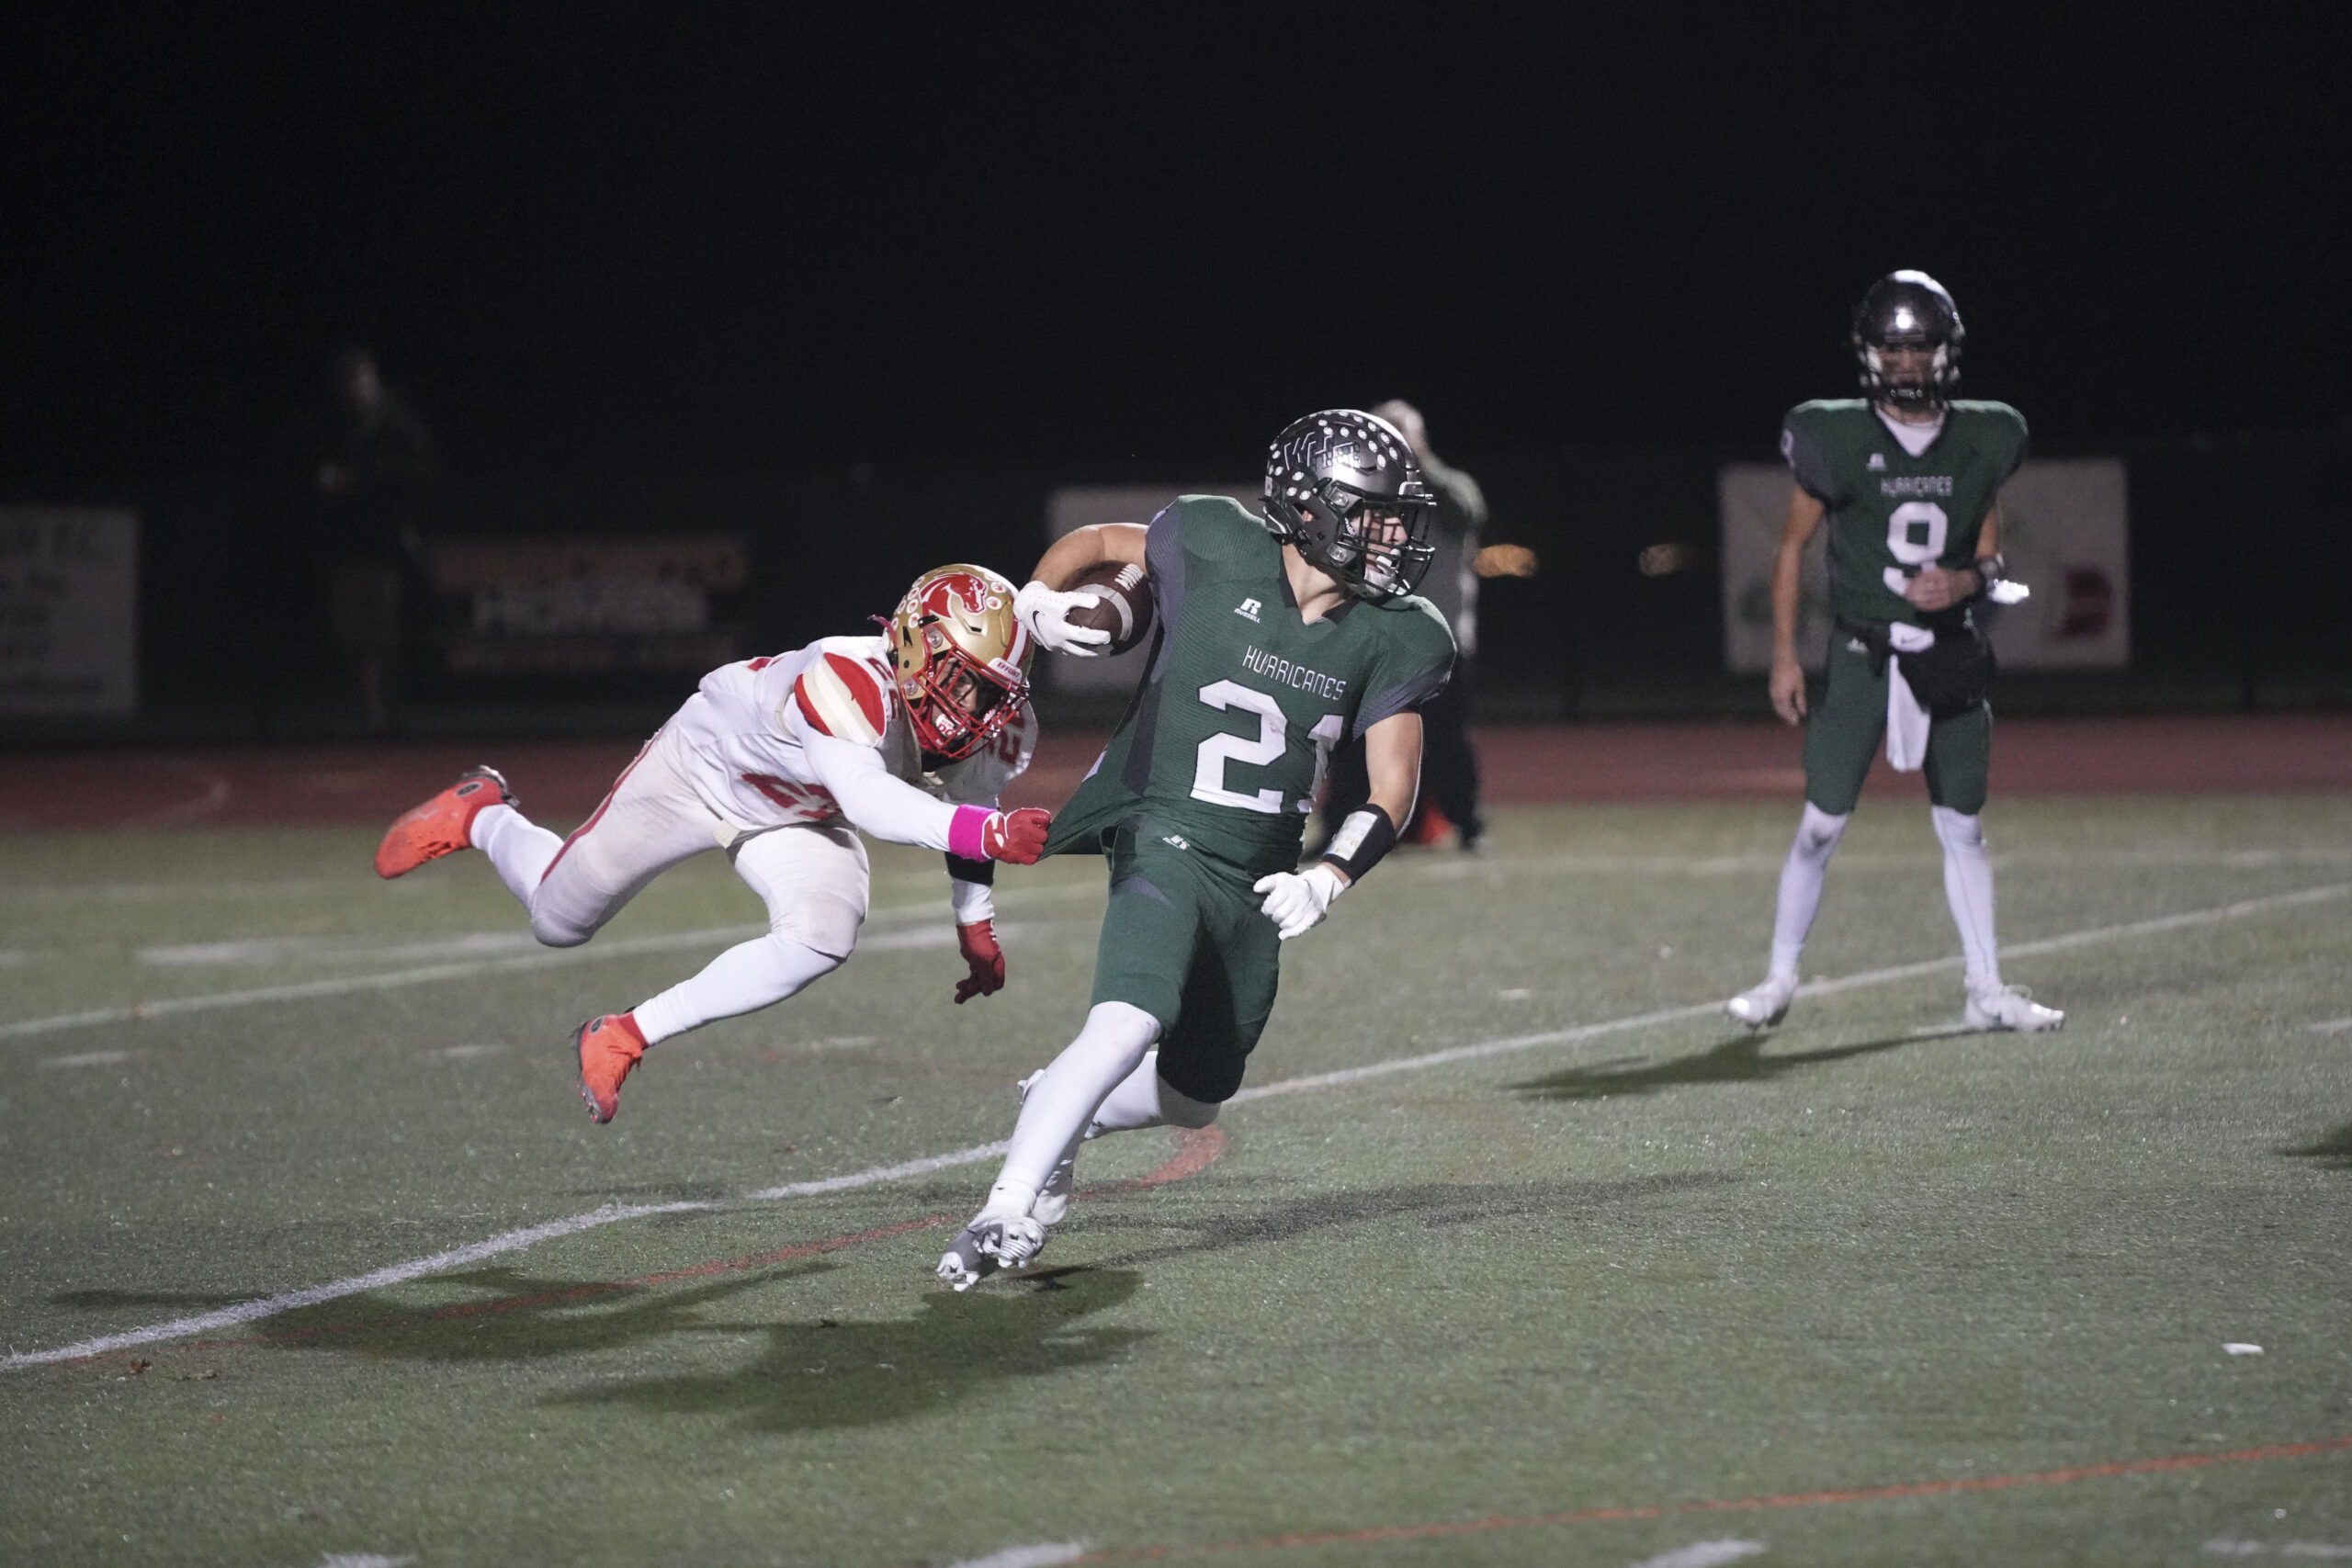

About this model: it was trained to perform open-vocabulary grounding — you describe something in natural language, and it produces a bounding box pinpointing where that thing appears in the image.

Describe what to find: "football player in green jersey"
[937,410,1457,1288]
[1725,271,2063,1034]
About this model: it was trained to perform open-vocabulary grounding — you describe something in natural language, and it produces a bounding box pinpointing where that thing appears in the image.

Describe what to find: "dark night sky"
[4,9,2346,491]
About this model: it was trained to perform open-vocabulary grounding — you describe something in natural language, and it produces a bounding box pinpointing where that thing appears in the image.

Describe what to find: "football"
[1064,560,1154,655]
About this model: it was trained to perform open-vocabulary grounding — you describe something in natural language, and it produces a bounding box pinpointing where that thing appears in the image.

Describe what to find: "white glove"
[1014,579,1113,658]
[1251,863,1348,941]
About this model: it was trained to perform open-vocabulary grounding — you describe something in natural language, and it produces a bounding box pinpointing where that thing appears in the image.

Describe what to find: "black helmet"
[1851,270,1964,409]
[1261,409,1437,602]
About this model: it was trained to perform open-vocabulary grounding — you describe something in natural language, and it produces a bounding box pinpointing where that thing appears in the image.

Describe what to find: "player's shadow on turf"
[2279,1122,2352,1170]
[252,1262,842,1364]
[1510,1031,1926,1100]
[550,1266,1148,1432]
[51,1289,261,1310]
[245,1260,1149,1434]
[1069,1171,1734,1274]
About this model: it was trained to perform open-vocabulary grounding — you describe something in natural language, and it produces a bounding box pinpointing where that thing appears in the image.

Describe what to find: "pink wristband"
[948,804,995,862]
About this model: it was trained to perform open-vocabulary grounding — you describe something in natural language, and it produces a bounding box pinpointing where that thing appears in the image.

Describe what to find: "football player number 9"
[1192,681,1344,816]
[1881,501,1949,595]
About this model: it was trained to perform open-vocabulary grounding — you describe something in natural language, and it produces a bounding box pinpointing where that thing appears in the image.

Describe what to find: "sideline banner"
[0,508,139,715]
[425,536,751,676]
[1042,485,1257,693]
[1720,458,2130,671]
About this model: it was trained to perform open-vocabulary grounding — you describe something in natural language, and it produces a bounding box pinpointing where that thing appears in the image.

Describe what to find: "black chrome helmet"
[1852,270,1964,409]
[1261,409,1437,601]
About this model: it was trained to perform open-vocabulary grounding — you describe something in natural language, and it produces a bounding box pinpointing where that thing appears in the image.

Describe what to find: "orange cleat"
[373,767,514,879]
[573,1013,648,1123]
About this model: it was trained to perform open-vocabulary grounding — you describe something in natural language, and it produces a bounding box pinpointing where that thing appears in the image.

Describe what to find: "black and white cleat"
[935,1214,1046,1292]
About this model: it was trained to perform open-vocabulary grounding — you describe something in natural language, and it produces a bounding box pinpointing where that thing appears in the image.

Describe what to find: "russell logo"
[1235,597,1262,623]
[1867,453,1887,470]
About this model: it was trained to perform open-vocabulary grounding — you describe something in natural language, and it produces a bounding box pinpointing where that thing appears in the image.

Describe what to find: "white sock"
[1768,803,1849,981]
[1931,806,2001,992]
[628,933,842,1046]
[470,803,563,909]
[985,1001,1161,1218]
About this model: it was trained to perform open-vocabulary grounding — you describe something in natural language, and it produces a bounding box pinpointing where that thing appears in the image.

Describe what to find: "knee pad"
[762,931,845,978]
[773,904,861,962]
[1078,1000,1164,1055]
[526,910,595,949]
[1793,803,1850,861]
[1155,1075,1221,1129]
[1929,806,1984,853]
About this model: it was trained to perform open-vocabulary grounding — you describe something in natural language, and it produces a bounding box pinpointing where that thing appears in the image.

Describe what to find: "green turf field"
[3,795,2349,1566]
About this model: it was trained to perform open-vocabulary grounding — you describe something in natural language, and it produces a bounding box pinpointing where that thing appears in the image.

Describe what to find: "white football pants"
[469,726,869,1044]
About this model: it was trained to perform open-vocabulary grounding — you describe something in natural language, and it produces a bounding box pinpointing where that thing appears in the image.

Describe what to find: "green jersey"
[1046,495,1456,878]
[1781,399,2028,626]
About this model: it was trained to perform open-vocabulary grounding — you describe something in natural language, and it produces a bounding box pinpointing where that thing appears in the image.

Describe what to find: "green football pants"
[1087,820,1283,1105]
[1804,632,1992,816]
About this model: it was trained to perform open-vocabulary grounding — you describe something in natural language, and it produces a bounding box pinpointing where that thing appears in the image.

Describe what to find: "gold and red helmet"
[884,564,1033,761]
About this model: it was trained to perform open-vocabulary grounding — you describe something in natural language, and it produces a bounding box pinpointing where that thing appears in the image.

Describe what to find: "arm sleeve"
[1781,415,1844,506]
[799,728,965,851]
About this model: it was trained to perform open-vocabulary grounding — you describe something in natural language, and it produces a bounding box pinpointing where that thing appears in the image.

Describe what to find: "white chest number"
[1882,500,1951,594]
[1192,680,1342,816]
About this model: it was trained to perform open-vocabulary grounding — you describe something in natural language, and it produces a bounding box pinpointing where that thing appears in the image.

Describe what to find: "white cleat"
[1724,974,1799,1030]
[934,1213,1046,1292]
[1964,984,2065,1032]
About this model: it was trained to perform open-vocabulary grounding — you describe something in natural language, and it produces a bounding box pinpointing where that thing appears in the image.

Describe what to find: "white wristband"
[949,876,995,925]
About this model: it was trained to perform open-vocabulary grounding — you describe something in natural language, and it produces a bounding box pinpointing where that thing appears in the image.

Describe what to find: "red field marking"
[1077,1432,2352,1562]
[6,716,2349,831]
[86,1127,1227,1366]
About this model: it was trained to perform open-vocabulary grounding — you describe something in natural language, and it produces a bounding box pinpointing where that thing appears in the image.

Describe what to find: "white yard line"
[139,931,549,967]
[1236,883,2349,1103]
[6,1202,707,1367]
[5,1138,1023,1368]
[0,916,1068,1043]
[1628,1543,1767,1568]
[6,880,2345,1370]
[0,925,765,1042]
[941,1545,1090,1568]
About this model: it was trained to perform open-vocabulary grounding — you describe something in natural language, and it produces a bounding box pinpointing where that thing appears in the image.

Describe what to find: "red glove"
[954,919,1005,1003]
[982,807,1051,865]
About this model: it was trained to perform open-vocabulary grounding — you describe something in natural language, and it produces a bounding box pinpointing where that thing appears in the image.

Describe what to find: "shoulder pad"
[1380,592,1458,649]
[1785,398,1867,427]
[1170,494,1279,552]
[793,651,892,746]
[1951,400,2028,432]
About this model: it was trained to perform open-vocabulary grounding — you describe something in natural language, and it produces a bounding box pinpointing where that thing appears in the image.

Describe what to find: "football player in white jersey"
[373,565,1052,1123]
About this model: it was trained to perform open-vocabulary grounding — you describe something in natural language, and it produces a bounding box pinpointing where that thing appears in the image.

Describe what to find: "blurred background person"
[311,347,437,733]
[1316,400,1498,854]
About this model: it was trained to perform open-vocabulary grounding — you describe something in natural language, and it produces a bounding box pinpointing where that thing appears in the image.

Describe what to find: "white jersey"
[666,635,1036,845]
